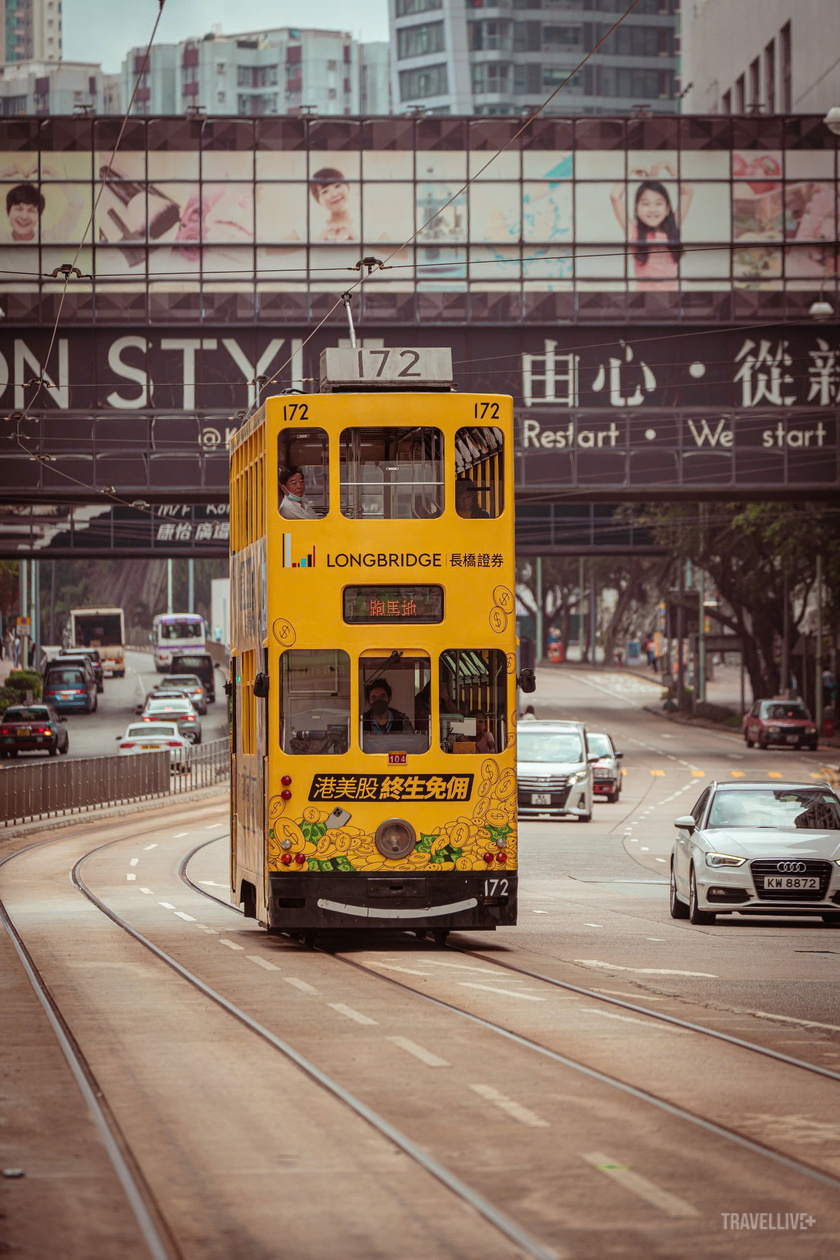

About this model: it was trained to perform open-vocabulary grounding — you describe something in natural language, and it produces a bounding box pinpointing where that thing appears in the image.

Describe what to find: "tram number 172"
[484,877,509,898]
[474,401,500,420]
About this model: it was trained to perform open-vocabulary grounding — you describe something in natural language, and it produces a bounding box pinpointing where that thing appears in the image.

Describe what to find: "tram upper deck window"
[360,653,431,753]
[278,429,328,519]
[340,427,443,520]
[439,648,507,754]
[454,426,504,519]
[279,649,350,755]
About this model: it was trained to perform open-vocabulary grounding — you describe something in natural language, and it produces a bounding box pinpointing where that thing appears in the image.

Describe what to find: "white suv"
[517,720,595,822]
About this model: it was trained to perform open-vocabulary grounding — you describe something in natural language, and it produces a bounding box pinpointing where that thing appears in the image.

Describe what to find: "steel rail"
[72,841,561,1260]
[0,839,179,1260]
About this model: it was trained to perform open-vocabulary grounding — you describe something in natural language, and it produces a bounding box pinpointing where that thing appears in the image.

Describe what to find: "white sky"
[63,0,390,73]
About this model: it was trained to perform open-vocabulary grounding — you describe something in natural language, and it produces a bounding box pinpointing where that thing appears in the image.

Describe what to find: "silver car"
[671,780,840,925]
[517,719,595,822]
[142,696,202,744]
[158,673,208,715]
[587,730,624,803]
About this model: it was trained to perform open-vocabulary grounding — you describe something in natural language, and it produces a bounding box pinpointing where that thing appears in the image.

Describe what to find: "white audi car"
[117,722,191,771]
[670,780,840,926]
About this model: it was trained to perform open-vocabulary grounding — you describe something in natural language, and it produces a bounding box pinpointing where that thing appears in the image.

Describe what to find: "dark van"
[169,651,216,703]
[43,665,98,713]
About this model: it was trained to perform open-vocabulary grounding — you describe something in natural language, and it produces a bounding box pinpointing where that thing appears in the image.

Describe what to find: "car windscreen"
[166,675,201,688]
[708,790,840,830]
[4,708,50,722]
[763,703,810,720]
[47,670,85,686]
[518,731,584,763]
[587,733,613,758]
[149,701,190,712]
[128,724,178,738]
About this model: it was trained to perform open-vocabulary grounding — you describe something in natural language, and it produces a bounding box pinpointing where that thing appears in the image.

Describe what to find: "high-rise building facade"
[0,59,117,114]
[389,0,678,116]
[0,0,62,63]
[681,0,840,115]
[121,27,391,119]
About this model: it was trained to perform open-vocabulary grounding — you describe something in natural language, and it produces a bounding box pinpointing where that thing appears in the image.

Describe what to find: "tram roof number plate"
[320,347,454,392]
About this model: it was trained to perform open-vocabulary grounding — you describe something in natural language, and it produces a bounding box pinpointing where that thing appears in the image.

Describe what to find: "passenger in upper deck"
[279,467,319,520]
[455,478,490,519]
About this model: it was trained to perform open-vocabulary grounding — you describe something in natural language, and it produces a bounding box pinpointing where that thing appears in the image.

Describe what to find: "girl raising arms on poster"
[610,163,693,290]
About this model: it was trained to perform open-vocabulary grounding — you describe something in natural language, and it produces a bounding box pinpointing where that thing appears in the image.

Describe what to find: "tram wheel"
[303,930,316,949]
[432,930,449,947]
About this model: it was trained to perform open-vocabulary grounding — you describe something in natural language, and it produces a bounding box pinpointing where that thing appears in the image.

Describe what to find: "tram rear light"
[496,852,507,863]
[281,789,292,800]
[295,853,306,865]
[482,852,493,864]
[281,775,292,786]
[281,853,292,865]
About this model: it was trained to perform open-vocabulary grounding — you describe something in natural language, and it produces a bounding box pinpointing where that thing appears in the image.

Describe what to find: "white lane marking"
[173,832,189,838]
[470,1084,549,1128]
[387,1036,450,1067]
[219,939,244,951]
[139,887,153,895]
[206,823,222,829]
[142,844,158,850]
[125,873,136,881]
[583,1153,698,1218]
[655,858,666,863]
[584,923,603,928]
[640,847,650,852]
[174,911,196,922]
[159,901,176,909]
[248,955,279,971]
[284,977,319,994]
[580,1009,658,1028]
[129,858,139,867]
[575,960,717,977]
[328,1003,378,1026]
[647,938,665,942]
[199,880,228,888]
[461,983,545,1002]
[748,1010,840,1033]
[367,962,432,977]
[424,961,497,974]
[533,910,549,914]
[194,925,218,934]
[594,990,665,1001]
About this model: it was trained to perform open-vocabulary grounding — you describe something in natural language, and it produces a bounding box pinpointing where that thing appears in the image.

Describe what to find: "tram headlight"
[374,818,417,859]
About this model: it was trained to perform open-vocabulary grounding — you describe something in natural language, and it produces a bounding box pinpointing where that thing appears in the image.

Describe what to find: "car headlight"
[705,852,747,868]
[568,769,588,785]
[767,726,781,735]
[806,726,816,734]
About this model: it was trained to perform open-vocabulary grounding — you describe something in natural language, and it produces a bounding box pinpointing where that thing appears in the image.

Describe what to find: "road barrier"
[1,739,229,827]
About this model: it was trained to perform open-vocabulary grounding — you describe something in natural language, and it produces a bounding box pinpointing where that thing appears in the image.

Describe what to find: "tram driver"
[362,679,414,748]
[279,466,320,520]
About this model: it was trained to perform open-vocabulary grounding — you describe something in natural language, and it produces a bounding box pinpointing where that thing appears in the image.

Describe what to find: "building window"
[399,63,448,100]
[472,61,511,94]
[514,63,542,95]
[780,20,791,110]
[721,88,731,114]
[398,21,445,59]
[543,24,583,50]
[735,72,745,112]
[468,19,511,51]
[395,0,442,14]
[764,41,775,113]
[749,56,760,111]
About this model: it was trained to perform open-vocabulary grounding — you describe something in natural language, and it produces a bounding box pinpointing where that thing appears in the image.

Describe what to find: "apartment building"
[389,0,679,116]
[0,0,62,63]
[0,58,118,115]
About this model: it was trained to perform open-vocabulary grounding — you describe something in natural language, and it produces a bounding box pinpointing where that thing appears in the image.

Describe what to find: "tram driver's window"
[340,427,443,519]
[439,648,507,754]
[279,649,350,755]
[360,654,431,753]
[278,428,328,518]
[454,426,504,519]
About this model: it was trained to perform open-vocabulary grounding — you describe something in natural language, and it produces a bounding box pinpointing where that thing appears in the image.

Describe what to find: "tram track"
[177,835,840,1206]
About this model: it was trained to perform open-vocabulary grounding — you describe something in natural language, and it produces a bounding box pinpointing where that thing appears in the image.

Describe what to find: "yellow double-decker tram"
[228,346,533,944]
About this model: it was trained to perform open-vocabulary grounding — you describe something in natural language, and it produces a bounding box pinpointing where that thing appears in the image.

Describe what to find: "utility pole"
[698,565,706,705]
[188,558,195,615]
[590,571,597,665]
[676,561,685,709]
[535,556,543,664]
[781,569,790,697]
[33,559,41,673]
[578,557,585,661]
[167,558,173,615]
[815,554,823,734]
[19,559,28,669]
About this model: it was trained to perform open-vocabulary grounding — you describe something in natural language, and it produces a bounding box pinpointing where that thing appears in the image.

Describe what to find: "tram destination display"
[342,585,444,624]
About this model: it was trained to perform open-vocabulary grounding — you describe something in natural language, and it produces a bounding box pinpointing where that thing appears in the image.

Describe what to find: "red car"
[743,699,818,751]
[0,703,69,757]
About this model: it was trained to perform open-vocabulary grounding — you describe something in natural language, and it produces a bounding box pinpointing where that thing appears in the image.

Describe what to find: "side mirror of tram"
[518,668,536,694]
[223,680,233,697]
[253,672,270,698]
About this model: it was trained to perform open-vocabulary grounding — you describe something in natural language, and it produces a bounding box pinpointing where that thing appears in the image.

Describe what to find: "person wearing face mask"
[279,466,319,519]
[362,679,414,739]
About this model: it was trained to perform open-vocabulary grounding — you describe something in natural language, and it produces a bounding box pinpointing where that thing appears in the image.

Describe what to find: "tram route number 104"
[484,877,509,898]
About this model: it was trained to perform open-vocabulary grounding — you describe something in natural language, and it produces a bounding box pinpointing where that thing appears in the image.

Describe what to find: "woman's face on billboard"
[316,181,349,212]
[636,187,670,228]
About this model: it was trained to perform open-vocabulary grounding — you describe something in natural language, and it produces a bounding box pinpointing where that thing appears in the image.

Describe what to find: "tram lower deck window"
[340,427,443,520]
[360,654,431,753]
[280,649,350,754]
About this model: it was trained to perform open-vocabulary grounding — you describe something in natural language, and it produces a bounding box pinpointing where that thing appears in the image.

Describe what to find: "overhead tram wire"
[237,0,643,422]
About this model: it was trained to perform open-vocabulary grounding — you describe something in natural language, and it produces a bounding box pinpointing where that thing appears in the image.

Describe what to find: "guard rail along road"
[1,739,229,827]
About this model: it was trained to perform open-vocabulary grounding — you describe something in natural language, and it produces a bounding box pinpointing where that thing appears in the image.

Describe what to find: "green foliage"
[0,686,21,714]
[6,669,42,699]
